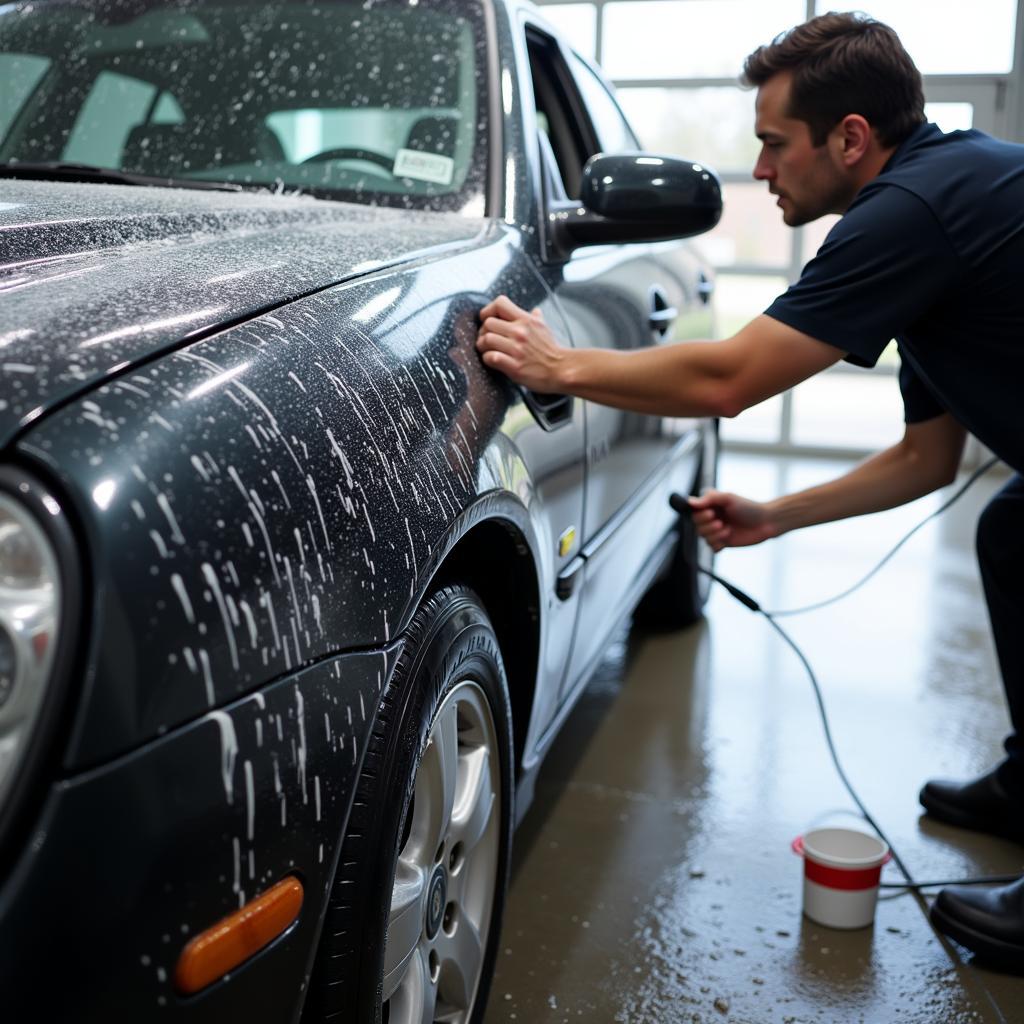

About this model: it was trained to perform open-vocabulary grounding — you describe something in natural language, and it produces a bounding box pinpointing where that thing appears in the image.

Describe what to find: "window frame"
[567,49,641,153]
[524,23,601,200]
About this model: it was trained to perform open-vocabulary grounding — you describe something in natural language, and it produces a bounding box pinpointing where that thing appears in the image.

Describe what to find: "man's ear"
[832,114,872,166]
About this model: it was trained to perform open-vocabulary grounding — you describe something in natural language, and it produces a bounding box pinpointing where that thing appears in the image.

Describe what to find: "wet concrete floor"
[485,452,1024,1024]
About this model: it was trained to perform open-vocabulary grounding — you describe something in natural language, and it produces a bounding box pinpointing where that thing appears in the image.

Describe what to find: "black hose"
[764,457,999,617]
[670,470,1018,894]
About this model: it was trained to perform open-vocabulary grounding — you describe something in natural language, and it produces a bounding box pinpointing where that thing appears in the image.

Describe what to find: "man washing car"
[476,11,1024,970]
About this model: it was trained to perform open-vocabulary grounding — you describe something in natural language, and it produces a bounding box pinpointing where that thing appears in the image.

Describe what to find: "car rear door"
[522,23,712,701]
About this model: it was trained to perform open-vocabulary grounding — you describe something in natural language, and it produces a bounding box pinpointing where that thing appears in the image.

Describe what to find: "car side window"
[0,54,49,141]
[63,71,158,165]
[526,28,596,200]
[568,52,639,155]
[152,92,185,125]
[63,74,185,169]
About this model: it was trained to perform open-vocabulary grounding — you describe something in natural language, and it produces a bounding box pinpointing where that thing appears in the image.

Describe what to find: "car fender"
[16,230,561,771]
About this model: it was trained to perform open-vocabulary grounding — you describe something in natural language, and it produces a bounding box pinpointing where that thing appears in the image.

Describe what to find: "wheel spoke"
[385,946,438,1024]
[417,950,441,1024]
[382,861,426,1002]
[418,700,459,859]
[432,1001,465,1024]
[450,746,494,853]
[439,915,484,1011]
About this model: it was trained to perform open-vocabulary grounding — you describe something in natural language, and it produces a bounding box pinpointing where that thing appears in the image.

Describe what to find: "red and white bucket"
[791,828,892,929]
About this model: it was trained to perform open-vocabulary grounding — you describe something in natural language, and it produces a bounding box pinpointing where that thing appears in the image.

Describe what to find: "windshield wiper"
[0,161,246,193]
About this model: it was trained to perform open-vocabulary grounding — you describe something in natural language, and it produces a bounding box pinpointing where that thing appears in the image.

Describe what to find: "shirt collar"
[880,121,944,175]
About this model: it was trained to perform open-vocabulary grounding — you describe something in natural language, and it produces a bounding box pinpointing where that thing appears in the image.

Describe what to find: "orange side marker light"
[174,875,304,995]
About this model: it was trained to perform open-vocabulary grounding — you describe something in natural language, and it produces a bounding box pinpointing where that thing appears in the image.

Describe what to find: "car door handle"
[519,386,574,432]
[649,285,677,337]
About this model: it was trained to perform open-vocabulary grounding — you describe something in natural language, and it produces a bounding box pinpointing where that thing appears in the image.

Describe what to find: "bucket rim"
[792,829,892,869]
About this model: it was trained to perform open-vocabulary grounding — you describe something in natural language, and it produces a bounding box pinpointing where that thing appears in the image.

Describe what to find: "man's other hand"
[688,490,779,551]
[477,295,568,393]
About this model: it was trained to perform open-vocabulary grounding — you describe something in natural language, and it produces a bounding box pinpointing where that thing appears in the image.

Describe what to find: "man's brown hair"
[742,11,926,148]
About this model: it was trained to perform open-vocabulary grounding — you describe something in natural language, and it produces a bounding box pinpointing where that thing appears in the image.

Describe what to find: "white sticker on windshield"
[393,149,455,186]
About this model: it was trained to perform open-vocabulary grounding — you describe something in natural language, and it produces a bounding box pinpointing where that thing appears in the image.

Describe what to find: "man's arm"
[691,414,967,551]
[476,297,844,418]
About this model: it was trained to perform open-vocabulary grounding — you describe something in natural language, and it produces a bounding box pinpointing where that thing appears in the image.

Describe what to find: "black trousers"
[976,472,1024,796]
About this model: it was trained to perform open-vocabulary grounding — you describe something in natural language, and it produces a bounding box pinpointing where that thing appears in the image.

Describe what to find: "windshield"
[0,0,488,212]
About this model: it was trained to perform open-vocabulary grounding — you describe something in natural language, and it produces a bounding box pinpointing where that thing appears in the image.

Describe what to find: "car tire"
[304,585,513,1024]
[633,420,719,631]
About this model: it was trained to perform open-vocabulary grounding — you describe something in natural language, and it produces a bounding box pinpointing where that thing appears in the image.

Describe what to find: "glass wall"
[536,0,1021,455]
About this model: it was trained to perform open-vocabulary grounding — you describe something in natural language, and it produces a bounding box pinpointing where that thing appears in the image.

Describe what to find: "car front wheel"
[304,586,513,1024]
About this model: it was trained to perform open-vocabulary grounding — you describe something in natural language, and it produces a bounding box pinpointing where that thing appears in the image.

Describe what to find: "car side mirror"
[546,153,722,258]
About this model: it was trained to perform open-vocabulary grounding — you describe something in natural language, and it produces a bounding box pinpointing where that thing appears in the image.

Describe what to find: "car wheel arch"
[401,493,542,781]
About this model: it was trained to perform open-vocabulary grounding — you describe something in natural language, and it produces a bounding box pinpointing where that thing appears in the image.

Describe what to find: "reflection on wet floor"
[485,453,1024,1024]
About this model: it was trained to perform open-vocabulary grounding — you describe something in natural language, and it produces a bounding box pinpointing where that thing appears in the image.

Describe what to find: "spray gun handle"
[668,492,692,517]
[668,492,762,613]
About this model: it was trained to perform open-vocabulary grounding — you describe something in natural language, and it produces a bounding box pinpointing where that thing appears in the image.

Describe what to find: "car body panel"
[510,12,711,705]
[0,179,487,448]
[17,227,589,769]
[553,245,707,693]
[0,646,391,1022]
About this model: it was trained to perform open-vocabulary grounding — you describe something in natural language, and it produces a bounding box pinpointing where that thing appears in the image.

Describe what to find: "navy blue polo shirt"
[764,122,1024,472]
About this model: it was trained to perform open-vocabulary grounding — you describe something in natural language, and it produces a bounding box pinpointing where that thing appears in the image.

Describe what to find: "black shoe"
[931,876,1024,973]
[919,767,1024,843]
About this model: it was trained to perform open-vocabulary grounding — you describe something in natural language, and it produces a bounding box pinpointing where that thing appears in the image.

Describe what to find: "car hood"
[0,179,488,448]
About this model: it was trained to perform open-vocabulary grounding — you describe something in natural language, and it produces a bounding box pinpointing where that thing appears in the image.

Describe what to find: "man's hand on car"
[477,295,568,393]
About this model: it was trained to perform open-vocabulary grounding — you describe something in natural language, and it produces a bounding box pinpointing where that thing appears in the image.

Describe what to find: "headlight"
[0,491,61,815]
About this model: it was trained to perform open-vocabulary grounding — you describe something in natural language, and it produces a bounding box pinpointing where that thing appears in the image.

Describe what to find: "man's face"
[753,72,852,226]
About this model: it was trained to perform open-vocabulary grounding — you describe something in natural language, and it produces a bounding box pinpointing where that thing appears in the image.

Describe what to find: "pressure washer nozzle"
[668,492,761,612]
[668,492,691,516]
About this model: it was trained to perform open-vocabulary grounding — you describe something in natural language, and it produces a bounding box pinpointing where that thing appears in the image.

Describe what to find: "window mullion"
[1013,0,1024,140]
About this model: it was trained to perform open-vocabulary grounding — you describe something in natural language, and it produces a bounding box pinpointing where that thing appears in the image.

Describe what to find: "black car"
[0,0,721,1019]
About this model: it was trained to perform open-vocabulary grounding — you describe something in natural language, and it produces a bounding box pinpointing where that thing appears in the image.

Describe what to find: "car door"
[522,23,712,700]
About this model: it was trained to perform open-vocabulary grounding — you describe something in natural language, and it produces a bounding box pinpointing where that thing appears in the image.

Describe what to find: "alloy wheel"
[381,679,500,1024]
